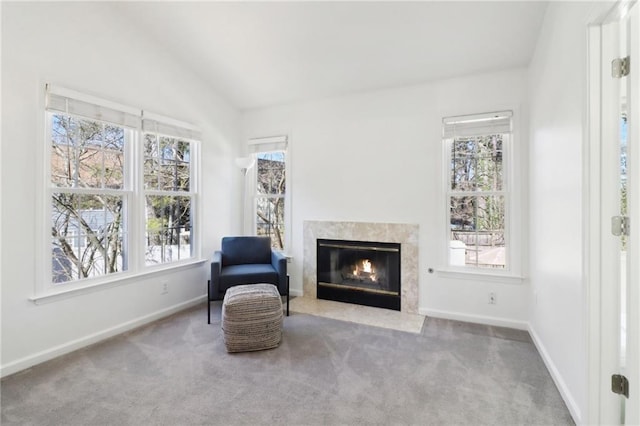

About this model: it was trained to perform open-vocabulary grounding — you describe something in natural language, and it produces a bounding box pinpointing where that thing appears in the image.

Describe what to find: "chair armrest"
[271,250,288,295]
[210,251,223,298]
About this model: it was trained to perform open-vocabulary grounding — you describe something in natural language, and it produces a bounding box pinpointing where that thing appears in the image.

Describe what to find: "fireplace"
[316,239,401,311]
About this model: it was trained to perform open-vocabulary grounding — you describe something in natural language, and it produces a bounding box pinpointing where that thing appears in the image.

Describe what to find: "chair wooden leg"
[286,275,290,316]
[207,280,211,324]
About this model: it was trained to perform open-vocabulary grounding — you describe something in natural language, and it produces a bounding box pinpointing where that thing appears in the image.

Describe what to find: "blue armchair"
[208,236,288,323]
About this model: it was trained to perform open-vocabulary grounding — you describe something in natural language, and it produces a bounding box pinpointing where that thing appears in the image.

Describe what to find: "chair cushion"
[221,236,272,266]
[219,264,279,292]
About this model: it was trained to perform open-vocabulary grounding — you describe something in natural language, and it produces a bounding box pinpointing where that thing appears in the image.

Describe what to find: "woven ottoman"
[221,283,283,353]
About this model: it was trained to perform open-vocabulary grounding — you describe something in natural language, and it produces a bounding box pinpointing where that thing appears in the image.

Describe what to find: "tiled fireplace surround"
[302,220,420,315]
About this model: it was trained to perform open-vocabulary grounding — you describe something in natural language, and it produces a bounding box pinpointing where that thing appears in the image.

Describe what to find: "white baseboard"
[420,308,529,330]
[0,296,206,378]
[528,325,582,425]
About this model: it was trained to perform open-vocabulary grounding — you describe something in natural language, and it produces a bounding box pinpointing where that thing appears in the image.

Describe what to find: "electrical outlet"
[488,292,496,305]
[161,282,169,295]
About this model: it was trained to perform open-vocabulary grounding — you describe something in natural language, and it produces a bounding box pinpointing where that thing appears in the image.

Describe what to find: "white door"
[594,1,639,424]
[625,3,639,422]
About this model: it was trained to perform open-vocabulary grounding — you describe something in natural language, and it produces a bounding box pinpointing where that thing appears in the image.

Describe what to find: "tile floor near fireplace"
[289,297,425,333]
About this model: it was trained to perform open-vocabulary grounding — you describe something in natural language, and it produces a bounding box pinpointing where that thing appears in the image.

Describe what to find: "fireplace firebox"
[316,239,401,311]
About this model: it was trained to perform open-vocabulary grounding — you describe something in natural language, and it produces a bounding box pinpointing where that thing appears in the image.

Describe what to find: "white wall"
[0,3,240,376]
[242,68,530,329]
[528,2,610,423]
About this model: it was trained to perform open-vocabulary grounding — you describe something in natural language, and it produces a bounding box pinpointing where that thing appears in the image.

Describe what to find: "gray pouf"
[221,283,283,353]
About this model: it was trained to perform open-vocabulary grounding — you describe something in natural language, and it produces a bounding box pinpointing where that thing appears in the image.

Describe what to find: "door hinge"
[612,374,629,398]
[612,56,630,78]
[611,216,630,236]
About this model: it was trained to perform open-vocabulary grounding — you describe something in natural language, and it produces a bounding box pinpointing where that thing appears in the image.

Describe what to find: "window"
[249,136,288,251]
[45,85,200,290]
[50,114,130,283]
[142,114,197,266]
[443,111,512,270]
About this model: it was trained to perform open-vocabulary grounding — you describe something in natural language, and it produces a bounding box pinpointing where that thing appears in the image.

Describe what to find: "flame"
[352,259,377,281]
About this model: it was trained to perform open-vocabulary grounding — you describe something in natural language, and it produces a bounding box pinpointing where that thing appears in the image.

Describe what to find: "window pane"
[160,137,175,161]
[144,135,190,192]
[51,193,126,283]
[450,195,505,269]
[50,114,125,189]
[476,135,503,191]
[145,195,192,265]
[76,147,102,187]
[451,157,476,191]
[52,239,75,283]
[450,135,503,191]
[103,151,124,189]
[144,133,159,157]
[144,158,159,190]
[257,152,285,195]
[159,162,190,191]
[103,125,125,151]
[256,196,285,250]
[51,143,76,188]
[176,141,191,163]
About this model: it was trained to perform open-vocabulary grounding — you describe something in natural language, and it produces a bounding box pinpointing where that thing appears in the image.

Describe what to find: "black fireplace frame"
[316,239,401,311]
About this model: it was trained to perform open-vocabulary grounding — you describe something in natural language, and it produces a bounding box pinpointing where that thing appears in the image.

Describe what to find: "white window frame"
[440,110,522,281]
[247,135,290,252]
[34,85,202,301]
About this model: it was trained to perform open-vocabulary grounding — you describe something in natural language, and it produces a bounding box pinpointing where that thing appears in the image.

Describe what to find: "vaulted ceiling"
[116,1,548,110]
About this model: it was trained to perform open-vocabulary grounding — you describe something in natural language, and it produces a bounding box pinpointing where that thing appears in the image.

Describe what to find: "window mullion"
[128,127,141,274]
[448,190,506,197]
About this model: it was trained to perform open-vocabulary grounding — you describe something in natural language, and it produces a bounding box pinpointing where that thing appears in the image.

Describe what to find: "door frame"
[587,1,639,424]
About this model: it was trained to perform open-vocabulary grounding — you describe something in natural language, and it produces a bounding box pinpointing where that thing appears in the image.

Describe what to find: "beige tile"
[290,296,425,334]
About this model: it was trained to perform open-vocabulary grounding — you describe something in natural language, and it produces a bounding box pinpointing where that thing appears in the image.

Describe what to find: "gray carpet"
[1,302,574,425]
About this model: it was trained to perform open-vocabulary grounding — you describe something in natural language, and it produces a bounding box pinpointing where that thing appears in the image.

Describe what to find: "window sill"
[436,268,524,285]
[30,258,208,305]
